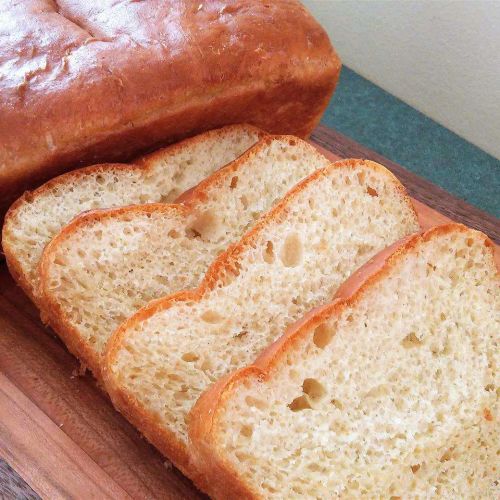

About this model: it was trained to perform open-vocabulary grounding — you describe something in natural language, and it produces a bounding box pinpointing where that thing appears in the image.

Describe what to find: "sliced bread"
[103,160,420,484]
[2,124,264,302]
[190,224,499,499]
[38,136,332,379]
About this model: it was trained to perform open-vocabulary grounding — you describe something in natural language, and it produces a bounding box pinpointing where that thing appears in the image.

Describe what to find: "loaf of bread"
[190,224,499,499]
[38,136,331,379]
[2,124,263,302]
[103,159,419,485]
[0,1,340,230]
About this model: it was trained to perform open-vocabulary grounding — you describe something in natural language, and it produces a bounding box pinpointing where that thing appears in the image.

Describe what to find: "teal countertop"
[322,67,499,218]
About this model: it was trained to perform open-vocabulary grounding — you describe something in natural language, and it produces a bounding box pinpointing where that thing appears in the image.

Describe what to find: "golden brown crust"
[0,1,340,228]
[2,124,265,299]
[188,223,497,499]
[102,158,419,487]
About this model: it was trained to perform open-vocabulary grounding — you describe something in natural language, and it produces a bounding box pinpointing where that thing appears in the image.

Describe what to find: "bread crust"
[37,135,323,382]
[0,1,340,227]
[102,159,418,489]
[188,223,497,499]
[2,124,265,299]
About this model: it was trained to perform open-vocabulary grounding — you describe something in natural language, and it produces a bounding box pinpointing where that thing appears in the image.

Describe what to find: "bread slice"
[2,124,264,302]
[38,136,332,380]
[103,160,419,485]
[189,224,499,499]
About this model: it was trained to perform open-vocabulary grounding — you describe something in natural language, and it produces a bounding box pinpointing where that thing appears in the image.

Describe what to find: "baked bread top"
[0,1,340,223]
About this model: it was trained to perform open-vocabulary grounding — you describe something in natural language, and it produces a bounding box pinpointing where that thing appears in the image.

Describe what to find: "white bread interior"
[104,159,419,479]
[190,225,498,499]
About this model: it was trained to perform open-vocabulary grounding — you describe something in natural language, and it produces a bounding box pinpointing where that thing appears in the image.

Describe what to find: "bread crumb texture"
[210,228,499,498]
[41,137,330,361]
[3,125,261,298]
[107,160,419,466]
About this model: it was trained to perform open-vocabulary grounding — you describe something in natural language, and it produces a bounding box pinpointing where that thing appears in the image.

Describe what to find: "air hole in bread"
[303,378,327,402]
[280,233,302,267]
[245,396,267,410]
[348,479,360,490]
[345,176,352,186]
[53,255,67,266]
[439,449,454,462]
[174,390,190,402]
[357,171,366,185]
[289,139,297,146]
[219,270,238,287]
[168,229,180,239]
[201,359,213,373]
[182,352,199,362]
[188,209,220,241]
[160,189,178,203]
[233,330,248,340]
[263,241,275,264]
[313,323,333,349]
[367,186,379,197]
[365,384,390,399]
[411,464,421,474]
[95,174,105,185]
[172,169,185,183]
[331,207,338,217]
[201,310,223,324]
[401,332,422,348]
[185,227,201,239]
[240,195,249,209]
[288,395,312,412]
[240,425,253,438]
[230,176,238,189]
[331,398,343,410]
[307,463,321,472]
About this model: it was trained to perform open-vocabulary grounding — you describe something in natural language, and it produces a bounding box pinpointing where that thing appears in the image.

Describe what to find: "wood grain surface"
[0,127,497,499]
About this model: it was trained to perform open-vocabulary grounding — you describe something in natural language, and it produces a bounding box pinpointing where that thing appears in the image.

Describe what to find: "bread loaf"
[39,136,331,379]
[2,124,263,302]
[103,159,419,485]
[190,224,499,499]
[0,0,340,229]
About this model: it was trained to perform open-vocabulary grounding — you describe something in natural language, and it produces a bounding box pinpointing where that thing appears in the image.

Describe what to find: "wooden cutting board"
[0,126,498,500]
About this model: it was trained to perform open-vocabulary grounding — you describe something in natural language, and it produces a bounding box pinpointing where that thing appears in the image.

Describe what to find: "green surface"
[322,67,500,218]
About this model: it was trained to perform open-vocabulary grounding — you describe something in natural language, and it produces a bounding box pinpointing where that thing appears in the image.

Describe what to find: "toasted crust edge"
[102,158,420,489]
[2,124,265,301]
[188,223,497,500]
